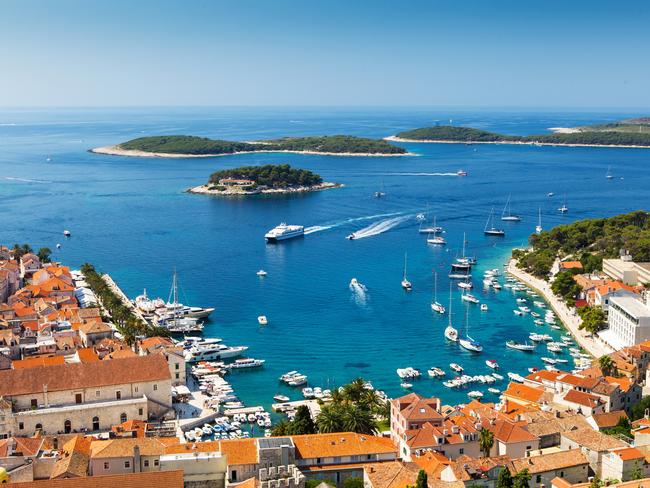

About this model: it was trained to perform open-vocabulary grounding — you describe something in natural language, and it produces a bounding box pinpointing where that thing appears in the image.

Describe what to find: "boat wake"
[303,211,404,235]
[349,215,412,240]
[383,172,460,176]
[4,176,52,184]
[349,279,369,305]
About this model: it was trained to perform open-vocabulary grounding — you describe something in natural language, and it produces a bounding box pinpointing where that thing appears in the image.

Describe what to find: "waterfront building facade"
[601,295,650,349]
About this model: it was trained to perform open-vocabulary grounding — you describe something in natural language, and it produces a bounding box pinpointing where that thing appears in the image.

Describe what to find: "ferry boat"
[501,194,522,221]
[506,340,535,351]
[265,223,305,242]
[227,358,266,369]
[184,343,249,362]
[484,207,505,236]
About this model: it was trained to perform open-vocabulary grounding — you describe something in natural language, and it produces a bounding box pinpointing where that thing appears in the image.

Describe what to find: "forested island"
[91,134,408,157]
[188,164,341,196]
[389,118,650,148]
[513,210,650,279]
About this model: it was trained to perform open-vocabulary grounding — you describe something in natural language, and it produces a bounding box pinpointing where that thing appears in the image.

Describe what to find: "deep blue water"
[2,107,650,408]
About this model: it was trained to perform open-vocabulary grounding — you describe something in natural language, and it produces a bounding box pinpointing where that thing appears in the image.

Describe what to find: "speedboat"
[461,293,480,304]
[492,372,504,380]
[507,372,525,383]
[486,360,499,369]
[558,204,568,213]
[347,233,356,240]
[459,336,483,352]
[256,270,268,277]
[63,230,71,237]
[400,382,413,389]
[458,281,473,290]
[480,304,488,311]
[257,315,268,325]
[265,223,305,242]
[488,387,500,394]
[450,363,463,373]
[457,169,468,176]
[396,367,421,379]
[547,192,554,197]
[506,340,535,351]
[468,391,483,399]
[513,310,523,316]
[273,395,290,402]
[428,367,446,378]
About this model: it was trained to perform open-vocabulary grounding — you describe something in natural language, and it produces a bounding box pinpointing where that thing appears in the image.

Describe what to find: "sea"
[2,107,650,411]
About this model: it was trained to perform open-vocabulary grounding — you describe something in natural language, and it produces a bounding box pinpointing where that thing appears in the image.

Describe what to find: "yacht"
[458,281,473,290]
[265,223,305,242]
[461,292,479,304]
[459,303,482,352]
[431,272,445,314]
[535,208,543,234]
[501,194,522,221]
[256,270,268,277]
[558,196,568,213]
[457,169,468,176]
[484,207,505,236]
[134,289,164,313]
[419,214,443,234]
[427,230,446,245]
[374,181,386,198]
[184,343,249,362]
[449,272,472,279]
[444,284,458,342]
[257,315,268,325]
[401,253,412,291]
[505,340,535,351]
[486,359,499,369]
[227,358,266,369]
[606,166,614,179]
[161,317,205,334]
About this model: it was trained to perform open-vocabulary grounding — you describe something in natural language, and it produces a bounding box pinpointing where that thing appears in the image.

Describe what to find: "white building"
[603,257,650,286]
[600,294,650,349]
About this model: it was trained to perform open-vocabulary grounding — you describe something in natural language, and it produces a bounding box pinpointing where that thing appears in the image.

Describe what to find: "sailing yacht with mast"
[606,166,614,179]
[419,214,443,234]
[535,208,543,234]
[401,253,412,291]
[558,195,568,213]
[451,233,472,271]
[444,284,458,342]
[501,194,521,221]
[157,270,207,333]
[431,272,445,313]
[459,303,482,352]
[484,207,505,236]
[374,181,386,198]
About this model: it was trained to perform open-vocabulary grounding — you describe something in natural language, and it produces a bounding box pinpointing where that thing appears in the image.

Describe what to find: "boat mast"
[448,283,453,326]
[502,194,511,218]
[434,272,438,302]
[403,253,408,280]
[462,232,466,258]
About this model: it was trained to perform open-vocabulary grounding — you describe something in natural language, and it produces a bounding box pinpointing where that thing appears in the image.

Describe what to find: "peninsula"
[388,117,650,148]
[91,134,408,158]
[187,164,341,196]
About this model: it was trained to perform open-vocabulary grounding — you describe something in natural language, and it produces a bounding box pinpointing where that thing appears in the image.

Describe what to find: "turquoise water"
[2,107,650,408]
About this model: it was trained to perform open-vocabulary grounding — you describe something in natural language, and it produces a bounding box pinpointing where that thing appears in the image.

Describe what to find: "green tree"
[551,271,582,306]
[579,307,607,335]
[598,355,616,377]
[37,247,52,263]
[415,469,428,488]
[513,469,531,488]
[632,396,650,420]
[340,404,377,435]
[589,476,601,488]
[496,467,513,488]
[343,478,364,488]
[631,461,643,480]
[602,416,632,438]
[479,427,494,458]
[271,420,290,437]
[289,405,316,435]
[316,404,343,433]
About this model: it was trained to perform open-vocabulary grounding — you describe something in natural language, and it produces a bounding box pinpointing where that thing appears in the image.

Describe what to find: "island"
[388,118,650,148]
[91,134,409,158]
[187,164,342,196]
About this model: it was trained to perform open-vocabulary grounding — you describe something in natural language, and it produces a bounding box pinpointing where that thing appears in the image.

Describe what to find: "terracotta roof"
[448,455,511,482]
[525,370,563,384]
[78,321,112,335]
[75,348,100,362]
[10,470,184,488]
[393,393,443,422]
[503,383,546,404]
[411,450,450,477]
[591,411,629,429]
[106,348,138,359]
[139,336,174,351]
[165,441,219,454]
[50,436,91,479]
[560,261,583,270]
[0,355,170,396]
[0,437,44,457]
[405,419,479,449]
[606,376,634,393]
[489,420,538,444]
[219,438,258,465]
[363,461,423,488]
[563,389,602,408]
[90,437,168,458]
[509,449,588,474]
[292,432,397,459]
[562,428,626,451]
[111,419,148,437]
[524,414,591,438]
[611,447,646,461]
[12,355,66,369]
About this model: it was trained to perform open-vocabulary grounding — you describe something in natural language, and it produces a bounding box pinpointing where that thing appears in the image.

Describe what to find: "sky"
[1,0,649,108]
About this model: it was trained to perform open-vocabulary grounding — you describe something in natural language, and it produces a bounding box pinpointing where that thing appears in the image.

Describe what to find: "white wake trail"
[303,212,405,236]
[383,172,459,176]
[350,215,412,239]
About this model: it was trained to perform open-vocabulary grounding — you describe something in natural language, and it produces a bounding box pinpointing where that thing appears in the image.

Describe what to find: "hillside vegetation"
[513,210,650,279]
[208,164,322,188]
[118,134,406,155]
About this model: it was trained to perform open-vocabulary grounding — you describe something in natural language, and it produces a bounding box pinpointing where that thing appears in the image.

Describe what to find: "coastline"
[186,181,343,196]
[506,258,614,359]
[384,135,650,150]
[90,145,416,158]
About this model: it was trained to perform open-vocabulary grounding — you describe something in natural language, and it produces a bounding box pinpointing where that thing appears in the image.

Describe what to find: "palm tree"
[316,404,343,433]
[598,355,616,377]
[341,404,377,435]
[479,427,494,458]
[342,378,367,403]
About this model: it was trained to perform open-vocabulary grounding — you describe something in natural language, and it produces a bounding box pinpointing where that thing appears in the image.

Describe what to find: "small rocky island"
[92,134,408,157]
[188,164,341,196]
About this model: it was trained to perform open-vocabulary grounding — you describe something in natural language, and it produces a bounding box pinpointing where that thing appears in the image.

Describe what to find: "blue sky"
[1,0,649,108]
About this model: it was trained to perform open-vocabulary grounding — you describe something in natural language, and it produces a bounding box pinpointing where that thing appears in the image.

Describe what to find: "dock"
[223,406,265,417]
[272,399,322,419]
[102,273,149,324]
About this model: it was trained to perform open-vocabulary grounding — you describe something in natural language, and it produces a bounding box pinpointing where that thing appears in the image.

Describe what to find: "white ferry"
[265,223,304,242]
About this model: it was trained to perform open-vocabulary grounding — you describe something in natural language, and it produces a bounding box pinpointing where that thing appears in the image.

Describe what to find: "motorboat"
[458,281,473,290]
[184,343,249,362]
[63,230,71,237]
[457,169,468,176]
[459,336,483,352]
[547,192,555,197]
[427,233,446,245]
[507,372,525,383]
[506,340,535,351]
[492,372,504,380]
[347,233,356,240]
[449,272,472,279]
[513,310,523,316]
[397,367,421,379]
[486,360,499,369]
[461,292,480,304]
[265,223,305,242]
[228,358,266,369]
[400,382,413,389]
[257,315,268,325]
[536,208,543,234]
[480,304,488,312]
[541,357,557,364]
[401,253,412,291]
[256,270,268,277]
[273,395,290,402]
[428,367,446,378]
[468,391,483,399]
[488,387,500,394]
[450,363,464,373]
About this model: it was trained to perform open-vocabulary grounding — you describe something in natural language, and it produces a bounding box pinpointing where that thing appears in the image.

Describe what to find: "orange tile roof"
[489,420,538,444]
[525,370,563,383]
[560,261,583,270]
[75,348,100,362]
[364,461,424,488]
[606,376,634,393]
[412,450,450,477]
[90,437,168,458]
[219,438,258,465]
[509,450,588,475]
[562,428,626,451]
[563,389,602,408]
[591,411,629,429]
[503,383,546,404]
[10,470,184,488]
[393,393,443,422]
[292,432,397,459]
[12,355,66,369]
[612,447,645,461]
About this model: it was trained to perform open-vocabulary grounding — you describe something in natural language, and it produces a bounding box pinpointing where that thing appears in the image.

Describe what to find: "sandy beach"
[507,258,614,359]
[384,135,650,149]
[187,181,343,196]
[90,145,415,158]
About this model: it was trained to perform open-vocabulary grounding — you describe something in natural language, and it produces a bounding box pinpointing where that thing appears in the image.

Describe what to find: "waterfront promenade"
[506,259,614,358]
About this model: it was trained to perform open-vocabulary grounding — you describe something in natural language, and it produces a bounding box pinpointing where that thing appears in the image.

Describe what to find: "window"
[93,416,100,431]
[138,408,143,416]
[175,363,179,370]
[116,391,121,400]
[316,458,321,465]
[144,460,149,467]
[104,462,109,470]
[560,471,564,478]
[35,423,42,431]
[30,398,37,408]
[367,454,372,460]
[135,386,139,393]
[124,461,131,468]
[459,448,464,455]
[175,373,179,379]
[120,413,127,423]
[536,475,541,483]
[75,393,82,404]
[153,384,158,391]
[18,422,24,430]
[96,391,100,397]
[64,420,71,434]
[232,470,238,481]
[154,460,159,466]
[526,445,531,450]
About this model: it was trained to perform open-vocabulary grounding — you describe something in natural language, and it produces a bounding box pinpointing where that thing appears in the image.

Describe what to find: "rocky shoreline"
[186,181,343,196]
[384,135,650,149]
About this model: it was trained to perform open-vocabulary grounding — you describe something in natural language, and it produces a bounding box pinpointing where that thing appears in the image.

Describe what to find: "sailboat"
[606,166,614,179]
[427,227,446,245]
[459,303,483,352]
[419,213,443,234]
[374,181,386,198]
[159,269,206,333]
[484,207,505,236]
[451,233,473,270]
[431,272,445,313]
[535,208,543,234]
[444,284,458,342]
[558,195,568,213]
[501,194,521,221]
[401,253,412,291]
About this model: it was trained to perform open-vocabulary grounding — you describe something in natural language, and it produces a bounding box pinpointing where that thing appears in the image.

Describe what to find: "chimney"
[133,445,141,473]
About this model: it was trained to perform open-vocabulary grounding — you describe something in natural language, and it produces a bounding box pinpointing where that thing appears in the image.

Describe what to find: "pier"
[507,258,614,358]
[272,399,322,419]
[101,273,149,324]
